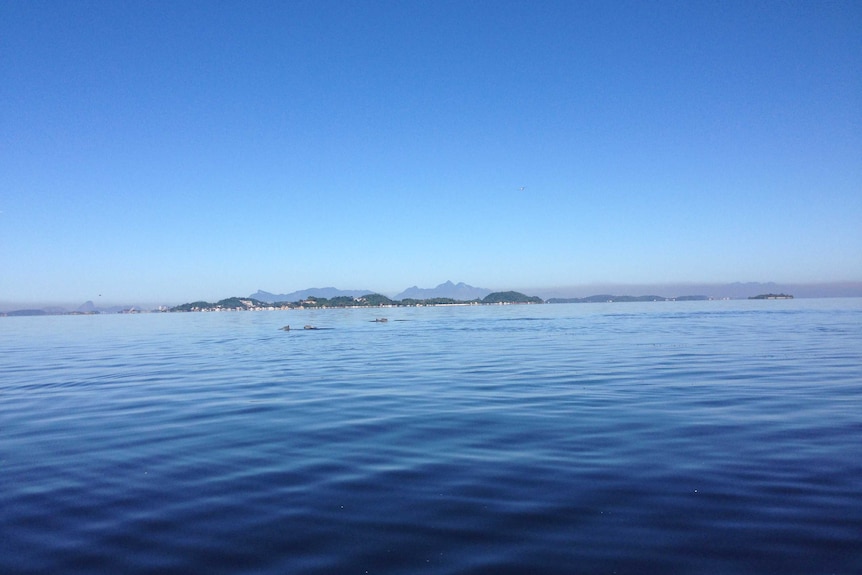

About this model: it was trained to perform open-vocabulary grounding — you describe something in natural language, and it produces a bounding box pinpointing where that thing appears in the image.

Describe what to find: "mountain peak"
[395,281,491,301]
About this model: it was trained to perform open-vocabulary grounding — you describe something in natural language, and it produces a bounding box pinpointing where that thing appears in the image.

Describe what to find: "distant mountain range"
[248,281,492,303]
[250,281,862,304]
[249,287,373,303]
[394,281,491,301]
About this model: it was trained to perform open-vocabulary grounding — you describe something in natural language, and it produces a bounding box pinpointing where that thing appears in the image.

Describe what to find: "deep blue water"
[2,299,861,574]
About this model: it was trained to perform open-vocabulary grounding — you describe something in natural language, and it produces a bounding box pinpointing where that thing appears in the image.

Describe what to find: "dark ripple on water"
[1,300,861,574]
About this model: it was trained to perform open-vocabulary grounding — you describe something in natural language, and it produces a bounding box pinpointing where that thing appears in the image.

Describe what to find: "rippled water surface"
[2,299,861,574]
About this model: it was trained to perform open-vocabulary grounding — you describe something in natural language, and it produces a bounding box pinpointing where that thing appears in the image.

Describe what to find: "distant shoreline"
[7,292,846,317]
[748,293,794,300]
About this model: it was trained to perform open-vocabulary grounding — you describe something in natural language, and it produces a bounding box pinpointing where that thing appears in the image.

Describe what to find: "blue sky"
[2,0,860,305]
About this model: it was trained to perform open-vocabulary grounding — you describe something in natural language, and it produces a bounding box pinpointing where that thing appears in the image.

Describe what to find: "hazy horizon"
[3,2,860,305]
[2,279,861,312]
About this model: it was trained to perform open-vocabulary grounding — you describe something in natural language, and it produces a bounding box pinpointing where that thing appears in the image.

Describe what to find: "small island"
[749,293,794,300]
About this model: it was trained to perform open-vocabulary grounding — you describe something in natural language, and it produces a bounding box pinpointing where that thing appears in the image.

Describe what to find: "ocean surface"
[2,299,861,574]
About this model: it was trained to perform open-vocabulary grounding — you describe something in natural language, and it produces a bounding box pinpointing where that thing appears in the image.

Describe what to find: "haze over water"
[2,298,860,574]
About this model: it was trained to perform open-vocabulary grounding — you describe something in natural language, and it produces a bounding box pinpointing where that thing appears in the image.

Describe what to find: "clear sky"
[2,0,860,306]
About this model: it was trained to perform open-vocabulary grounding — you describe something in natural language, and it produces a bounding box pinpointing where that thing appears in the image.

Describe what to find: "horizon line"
[2,280,862,313]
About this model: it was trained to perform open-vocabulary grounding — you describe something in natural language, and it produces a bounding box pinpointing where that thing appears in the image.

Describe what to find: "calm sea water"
[1,299,861,574]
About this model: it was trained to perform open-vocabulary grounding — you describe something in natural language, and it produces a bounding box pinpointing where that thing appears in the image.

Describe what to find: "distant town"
[4,291,801,316]
[165,292,799,313]
[748,293,794,300]
[169,291,543,313]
